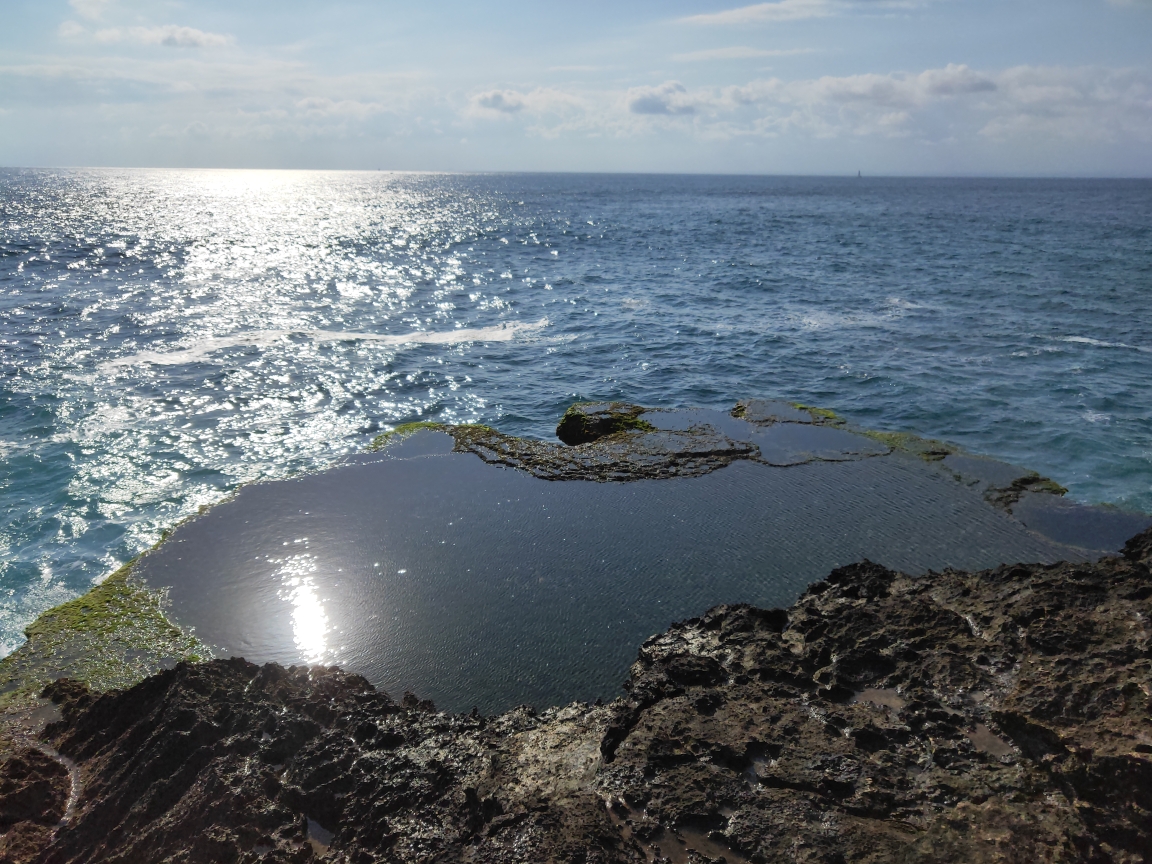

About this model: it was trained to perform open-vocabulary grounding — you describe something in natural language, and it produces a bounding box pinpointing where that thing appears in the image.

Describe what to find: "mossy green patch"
[0,560,209,712]
[369,421,447,451]
[445,423,497,443]
[861,429,956,461]
[1030,477,1069,496]
[986,472,1069,509]
[790,403,846,426]
[622,415,656,432]
[556,403,655,446]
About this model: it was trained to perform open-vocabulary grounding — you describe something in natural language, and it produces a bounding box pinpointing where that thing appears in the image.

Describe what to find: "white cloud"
[69,0,113,21]
[679,0,837,25]
[672,46,814,61]
[472,90,525,113]
[58,20,86,40]
[94,25,233,48]
[468,88,587,121]
[0,55,431,143]
[760,63,998,110]
[5,49,1147,158]
[678,0,925,25]
[979,65,1152,141]
[462,64,1151,146]
[627,81,697,115]
[295,97,384,119]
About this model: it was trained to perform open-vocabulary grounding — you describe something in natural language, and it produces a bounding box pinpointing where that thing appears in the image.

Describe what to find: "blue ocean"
[1,169,1150,656]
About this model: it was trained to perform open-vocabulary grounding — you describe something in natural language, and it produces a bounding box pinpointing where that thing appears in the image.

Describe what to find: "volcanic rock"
[0,745,70,864]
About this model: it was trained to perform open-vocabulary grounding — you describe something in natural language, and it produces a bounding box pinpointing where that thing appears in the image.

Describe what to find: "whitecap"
[1057,336,1151,354]
[100,318,549,370]
[885,296,925,310]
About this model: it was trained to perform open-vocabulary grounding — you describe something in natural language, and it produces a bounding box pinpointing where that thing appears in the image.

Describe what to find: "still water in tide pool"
[1,170,1151,655]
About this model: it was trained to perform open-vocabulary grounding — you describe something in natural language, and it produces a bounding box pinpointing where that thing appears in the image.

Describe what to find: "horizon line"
[2,165,1151,181]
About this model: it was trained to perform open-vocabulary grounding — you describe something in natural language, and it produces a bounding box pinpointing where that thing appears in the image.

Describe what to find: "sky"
[0,0,1150,175]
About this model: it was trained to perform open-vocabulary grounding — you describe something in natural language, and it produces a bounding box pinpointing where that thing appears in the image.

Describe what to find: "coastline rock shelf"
[2,400,1149,717]
[136,400,1149,711]
[6,527,1152,863]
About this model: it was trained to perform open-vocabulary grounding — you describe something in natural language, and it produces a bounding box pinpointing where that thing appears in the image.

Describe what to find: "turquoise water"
[1,170,1150,654]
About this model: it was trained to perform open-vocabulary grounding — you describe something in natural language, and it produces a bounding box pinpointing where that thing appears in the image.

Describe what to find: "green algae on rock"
[556,402,656,446]
[369,404,755,482]
[789,402,846,425]
[983,471,1070,509]
[859,428,956,461]
[450,416,755,481]
[0,561,209,714]
[368,421,448,450]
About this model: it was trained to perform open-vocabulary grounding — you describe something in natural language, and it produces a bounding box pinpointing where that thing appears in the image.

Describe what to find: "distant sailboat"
[858,170,862,178]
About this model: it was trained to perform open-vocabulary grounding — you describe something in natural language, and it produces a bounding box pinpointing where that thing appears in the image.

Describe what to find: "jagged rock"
[0,746,70,864]
[450,410,755,481]
[13,526,1152,863]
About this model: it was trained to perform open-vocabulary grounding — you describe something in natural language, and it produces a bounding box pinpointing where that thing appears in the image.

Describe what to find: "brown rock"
[0,746,70,864]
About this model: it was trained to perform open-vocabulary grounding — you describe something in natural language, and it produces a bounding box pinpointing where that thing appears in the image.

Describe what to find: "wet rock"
[0,746,70,864]
[449,411,755,482]
[732,399,826,425]
[555,402,655,446]
[16,526,1152,863]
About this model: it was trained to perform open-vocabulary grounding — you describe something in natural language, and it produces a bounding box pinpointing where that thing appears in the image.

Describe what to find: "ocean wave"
[100,318,549,370]
[1056,336,1151,353]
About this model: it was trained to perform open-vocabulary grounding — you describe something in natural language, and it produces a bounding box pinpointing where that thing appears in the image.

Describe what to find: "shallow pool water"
[135,411,1147,713]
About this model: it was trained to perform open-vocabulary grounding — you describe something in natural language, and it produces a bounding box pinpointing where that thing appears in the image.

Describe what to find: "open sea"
[1,169,1150,657]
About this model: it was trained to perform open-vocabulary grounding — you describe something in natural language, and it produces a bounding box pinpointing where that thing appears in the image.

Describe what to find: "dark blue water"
[1,169,1150,654]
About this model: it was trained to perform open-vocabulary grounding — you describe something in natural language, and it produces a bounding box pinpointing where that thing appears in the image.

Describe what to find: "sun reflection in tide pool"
[274,553,329,663]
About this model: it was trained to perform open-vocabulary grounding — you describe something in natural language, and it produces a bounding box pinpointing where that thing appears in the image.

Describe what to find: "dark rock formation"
[10,527,1152,863]
[555,403,655,446]
[450,409,756,482]
[0,745,70,864]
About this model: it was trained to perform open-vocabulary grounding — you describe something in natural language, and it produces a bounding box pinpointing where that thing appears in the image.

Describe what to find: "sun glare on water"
[274,553,330,663]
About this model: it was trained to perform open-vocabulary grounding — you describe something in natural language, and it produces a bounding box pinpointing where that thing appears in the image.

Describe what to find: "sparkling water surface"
[140,424,1112,713]
[2,169,1151,655]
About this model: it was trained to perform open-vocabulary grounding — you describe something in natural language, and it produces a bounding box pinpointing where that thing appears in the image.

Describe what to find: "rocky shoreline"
[2,526,1149,863]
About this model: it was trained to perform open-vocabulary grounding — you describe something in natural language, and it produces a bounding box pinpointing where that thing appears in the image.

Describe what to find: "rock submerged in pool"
[15,526,1152,864]
[555,402,656,446]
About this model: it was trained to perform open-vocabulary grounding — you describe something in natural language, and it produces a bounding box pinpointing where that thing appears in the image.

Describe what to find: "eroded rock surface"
[0,744,71,864]
[13,527,1152,863]
[555,403,656,446]
[449,412,756,482]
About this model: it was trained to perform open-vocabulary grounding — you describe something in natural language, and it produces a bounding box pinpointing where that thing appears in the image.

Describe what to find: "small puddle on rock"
[851,688,905,711]
[7,736,82,828]
[49,746,82,826]
[657,828,751,864]
[605,800,749,864]
[966,723,1015,757]
[306,818,334,857]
